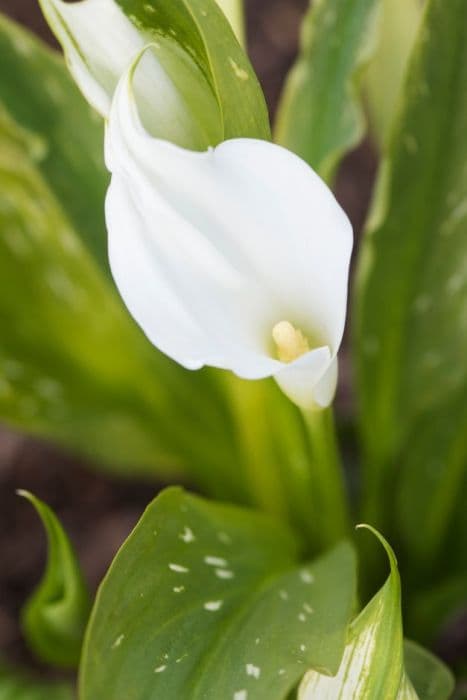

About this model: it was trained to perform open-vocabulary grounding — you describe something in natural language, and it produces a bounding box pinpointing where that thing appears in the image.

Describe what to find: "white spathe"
[105,64,353,410]
[38,0,220,148]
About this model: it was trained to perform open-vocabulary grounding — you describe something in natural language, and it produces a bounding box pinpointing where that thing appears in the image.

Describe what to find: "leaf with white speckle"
[80,488,356,699]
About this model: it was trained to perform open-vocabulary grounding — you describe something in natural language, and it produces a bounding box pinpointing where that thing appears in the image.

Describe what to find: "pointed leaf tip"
[19,491,91,667]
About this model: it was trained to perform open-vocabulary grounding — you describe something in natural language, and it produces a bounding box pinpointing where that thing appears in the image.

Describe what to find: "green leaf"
[364,0,423,147]
[39,0,269,144]
[0,12,108,269]
[0,663,73,700]
[298,526,453,699]
[114,0,269,141]
[353,0,467,562]
[404,640,455,700]
[275,0,382,183]
[18,490,91,668]
[80,487,356,699]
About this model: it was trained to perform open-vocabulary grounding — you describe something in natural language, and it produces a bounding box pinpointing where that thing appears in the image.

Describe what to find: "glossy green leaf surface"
[298,527,454,700]
[80,488,356,699]
[0,664,73,700]
[354,0,467,562]
[19,491,90,667]
[275,0,382,183]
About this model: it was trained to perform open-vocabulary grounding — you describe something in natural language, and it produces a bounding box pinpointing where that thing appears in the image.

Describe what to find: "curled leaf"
[18,490,91,668]
[298,526,453,699]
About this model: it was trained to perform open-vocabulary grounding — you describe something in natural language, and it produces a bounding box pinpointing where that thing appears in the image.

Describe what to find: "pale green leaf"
[353,0,467,562]
[364,0,423,147]
[18,490,90,668]
[79,487,356,699]
[298,527,453,699]
[275,0,382,183]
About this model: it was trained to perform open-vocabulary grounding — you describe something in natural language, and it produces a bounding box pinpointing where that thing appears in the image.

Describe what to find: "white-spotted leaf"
[79,487,356,699]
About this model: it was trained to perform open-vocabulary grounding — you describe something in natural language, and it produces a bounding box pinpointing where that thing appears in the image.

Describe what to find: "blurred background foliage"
[0,0,465,694]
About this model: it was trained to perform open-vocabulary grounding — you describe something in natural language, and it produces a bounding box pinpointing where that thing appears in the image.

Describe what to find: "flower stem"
[301,407,351,550]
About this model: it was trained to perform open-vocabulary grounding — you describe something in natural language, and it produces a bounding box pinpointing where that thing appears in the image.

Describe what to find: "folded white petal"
[275,355,338,411]
[39,0,143,116]
[39,0,220,149]
[313,357,339,409]
[105,61,352,401]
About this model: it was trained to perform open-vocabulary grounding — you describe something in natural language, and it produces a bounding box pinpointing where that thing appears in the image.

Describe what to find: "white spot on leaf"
[228,57,249,80]
[215,569,234,579]
[300,570,315,584]
[179,527,195,543]
[204,555,228,567]
[169,563,189,573]
[111,634,124,649]
[246,663,261,679]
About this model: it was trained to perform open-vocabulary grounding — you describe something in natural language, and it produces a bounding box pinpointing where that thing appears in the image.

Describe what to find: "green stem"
[302,407,351,550]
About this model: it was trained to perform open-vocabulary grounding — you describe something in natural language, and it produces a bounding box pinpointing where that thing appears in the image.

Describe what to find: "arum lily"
[105,56,352,411]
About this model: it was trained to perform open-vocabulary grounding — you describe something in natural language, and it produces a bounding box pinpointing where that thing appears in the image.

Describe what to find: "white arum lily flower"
[105,59,353,411]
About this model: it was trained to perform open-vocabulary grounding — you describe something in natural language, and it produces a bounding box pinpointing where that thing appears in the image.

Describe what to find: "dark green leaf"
[354,0,467,564]
[18,491,90,668]
[275,0,382,183]
[80,487,356,699]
